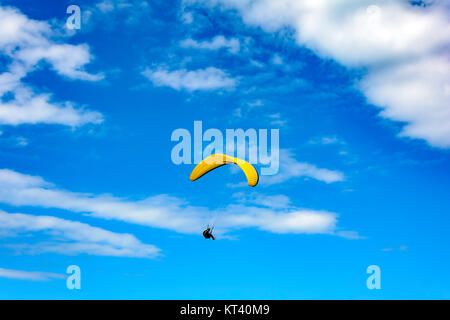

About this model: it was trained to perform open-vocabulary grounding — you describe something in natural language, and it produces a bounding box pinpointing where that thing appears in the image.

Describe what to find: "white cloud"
[189,0,450,148]
[142,67,236,91]
[97,0,116,12]
[336,230,365,240]
[309,135,343,145]
[0,6,103,127]
[268,113,287,126]
[181,11,194,24]
[232,107,243,119]
[381,245,408,252]
[220,205,337,234]
[0,134,29,147]
[246,100,264,108]
[16,44,104,81]
[0,210,161,258]
[271,54,283,65]
[361,55,450,148]
[0,169,343,236]
[15,136,28,147]
[84,0,151,26]
[263,149,344,185]
[258,210,335,234]
[0,88,103,126]
[181,35,240,53]
[232,192,291,209]
[95,0,148,13]
[0,267,65,281]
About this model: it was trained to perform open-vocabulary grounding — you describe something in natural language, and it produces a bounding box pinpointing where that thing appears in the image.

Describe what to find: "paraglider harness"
[203,226,215,240]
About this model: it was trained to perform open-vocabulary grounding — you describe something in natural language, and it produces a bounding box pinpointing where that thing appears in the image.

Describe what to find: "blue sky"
[0,0,449,299]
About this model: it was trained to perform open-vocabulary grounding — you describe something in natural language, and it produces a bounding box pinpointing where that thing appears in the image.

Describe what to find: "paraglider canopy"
[190,154,259,187]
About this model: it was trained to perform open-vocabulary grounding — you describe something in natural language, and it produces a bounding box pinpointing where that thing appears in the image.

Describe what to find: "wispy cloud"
[0,210,161,258]
[0,169,346,236]
[381,245,408,252]
[0,135,29,148]
[262,149,345,185]
[181,35,240,53]
[0,267,66,281]
[191,0,450,148]
[267,113,287,127]
[142,66,236,91]
[232,192,291,209]
[0,6,103,127]
[308,135,344,146]
[82,0,152,28]
[336,230,366,240]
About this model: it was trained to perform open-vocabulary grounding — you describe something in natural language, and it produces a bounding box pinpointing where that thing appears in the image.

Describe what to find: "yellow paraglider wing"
[189,154,259,187]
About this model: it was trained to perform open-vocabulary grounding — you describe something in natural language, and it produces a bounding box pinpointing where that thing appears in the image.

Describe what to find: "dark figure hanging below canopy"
[203,227,215,240]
